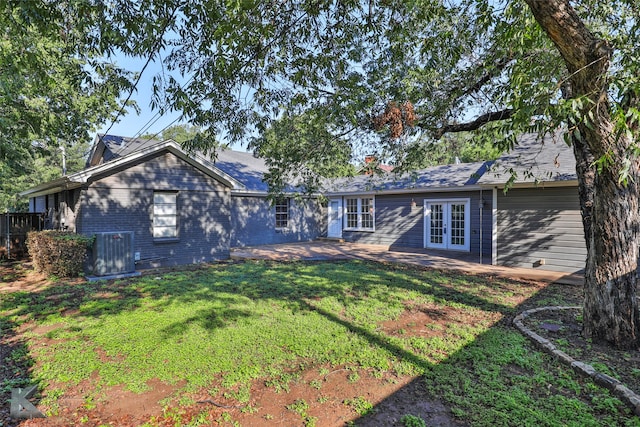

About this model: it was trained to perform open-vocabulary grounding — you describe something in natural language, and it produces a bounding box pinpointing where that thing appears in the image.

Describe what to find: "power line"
[112,4,312,151]
[99,4,179,145]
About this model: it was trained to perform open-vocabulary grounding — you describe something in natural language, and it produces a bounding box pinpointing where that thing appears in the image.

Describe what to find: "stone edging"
[513,306,640,416]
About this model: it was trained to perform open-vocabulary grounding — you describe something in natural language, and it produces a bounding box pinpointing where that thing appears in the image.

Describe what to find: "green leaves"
[1,1,142,209]
[251,111,356,196]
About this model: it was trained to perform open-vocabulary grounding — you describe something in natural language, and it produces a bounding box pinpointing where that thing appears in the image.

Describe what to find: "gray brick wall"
[77,151,231,269]
[230,195,324,247]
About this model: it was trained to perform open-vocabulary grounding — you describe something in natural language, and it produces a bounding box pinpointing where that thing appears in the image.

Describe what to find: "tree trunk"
[525,0,640,348]
[583,150,640,348]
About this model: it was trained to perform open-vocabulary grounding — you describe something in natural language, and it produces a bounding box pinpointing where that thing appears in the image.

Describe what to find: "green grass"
[1,260,638,426]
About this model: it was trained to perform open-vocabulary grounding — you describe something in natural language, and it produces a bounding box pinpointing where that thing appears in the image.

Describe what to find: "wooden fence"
[0,213,44,259]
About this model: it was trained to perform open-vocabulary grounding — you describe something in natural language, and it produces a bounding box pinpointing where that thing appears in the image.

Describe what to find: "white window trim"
[153,191,179,239]
[275,198,290,229]
[343,196,375,231]
[423,198,471,251]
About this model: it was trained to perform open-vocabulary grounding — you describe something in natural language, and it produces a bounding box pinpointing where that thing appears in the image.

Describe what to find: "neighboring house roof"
[478,132,577,187]
[325,161,493,195]
[86,134,160,166]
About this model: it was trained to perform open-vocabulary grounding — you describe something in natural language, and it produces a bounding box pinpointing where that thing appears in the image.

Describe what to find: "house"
[478,132,584,273]
[325,131,585,273]
[20,131,585,274]
[20,135,324,270]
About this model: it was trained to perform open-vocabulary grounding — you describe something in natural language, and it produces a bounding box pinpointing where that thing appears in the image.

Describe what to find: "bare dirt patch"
[2,262,634,427]
[0,264,470,426]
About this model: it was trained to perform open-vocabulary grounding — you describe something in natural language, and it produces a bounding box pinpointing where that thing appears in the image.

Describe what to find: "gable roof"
[325,131,577,196]
[19,140,241,198]
[21,131,579,200]
[88,134,273,193]
[477,131,577,187]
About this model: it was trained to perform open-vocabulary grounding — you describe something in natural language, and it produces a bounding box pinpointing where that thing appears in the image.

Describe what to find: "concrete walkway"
[231,241,583,285]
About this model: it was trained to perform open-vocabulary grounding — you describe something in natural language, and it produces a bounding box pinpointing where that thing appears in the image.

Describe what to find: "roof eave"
[18,177,84,198]
[325,185,484,197]
[479,179,578,189]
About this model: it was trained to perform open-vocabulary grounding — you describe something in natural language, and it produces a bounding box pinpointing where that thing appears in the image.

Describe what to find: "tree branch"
[454,55,513,102]
[428,108,515,139]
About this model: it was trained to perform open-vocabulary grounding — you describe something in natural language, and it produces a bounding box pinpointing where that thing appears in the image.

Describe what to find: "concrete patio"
[231,241,583,286]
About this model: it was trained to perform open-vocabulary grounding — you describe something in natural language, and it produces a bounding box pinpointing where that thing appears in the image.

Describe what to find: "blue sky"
[95,55,247,151]
[96,56,181,138]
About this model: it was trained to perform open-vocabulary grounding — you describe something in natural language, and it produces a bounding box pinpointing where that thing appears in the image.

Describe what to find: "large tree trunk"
[526,0,640,348]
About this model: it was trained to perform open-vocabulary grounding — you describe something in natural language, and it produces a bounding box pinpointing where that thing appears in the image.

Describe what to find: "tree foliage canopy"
[6,0,640,347]
[140,123,204,144]
[114,0,639,185]
[0,1,142,210]
[251,111,356,194]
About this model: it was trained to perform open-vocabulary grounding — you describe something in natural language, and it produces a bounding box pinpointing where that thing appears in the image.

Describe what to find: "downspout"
[479,188,483,264]
[492,187,498,265]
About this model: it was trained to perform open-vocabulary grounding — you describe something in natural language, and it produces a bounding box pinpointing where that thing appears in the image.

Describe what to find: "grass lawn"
[0,259,638,426]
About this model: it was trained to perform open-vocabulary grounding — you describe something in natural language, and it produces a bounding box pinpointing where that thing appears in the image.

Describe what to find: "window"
[275,198,289,228]
[153,192,178,238]
[344,197,374,230]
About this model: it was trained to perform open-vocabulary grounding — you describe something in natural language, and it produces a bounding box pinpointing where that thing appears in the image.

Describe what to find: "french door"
[424,199,470,251]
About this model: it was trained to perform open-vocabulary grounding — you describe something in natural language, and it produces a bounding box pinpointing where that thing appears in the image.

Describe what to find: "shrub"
[26,231,93,277]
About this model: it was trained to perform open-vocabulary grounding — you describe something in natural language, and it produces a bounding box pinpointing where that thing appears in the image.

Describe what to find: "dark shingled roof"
[93,134,272,192]
[325,161,493,195]
[478,132,577,186]
[89,131,577,196]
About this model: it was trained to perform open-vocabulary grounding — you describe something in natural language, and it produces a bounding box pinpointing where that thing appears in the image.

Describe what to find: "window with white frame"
[344,197,374,230]
[275,198,289,228]
[153,192,178,238]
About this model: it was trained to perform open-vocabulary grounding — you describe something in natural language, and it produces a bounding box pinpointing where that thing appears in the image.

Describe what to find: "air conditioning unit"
[93,232,135,276]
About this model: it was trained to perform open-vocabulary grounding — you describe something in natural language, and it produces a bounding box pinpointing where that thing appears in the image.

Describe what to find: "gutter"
[325,185,485,197]
[479,179,579,190]
[18,177,84,198]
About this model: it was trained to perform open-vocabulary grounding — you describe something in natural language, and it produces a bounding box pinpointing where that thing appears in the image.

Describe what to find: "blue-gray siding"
[497,186,586,273]
[230,196,324,247]
[77,152,231,268]
[341,191,493,259]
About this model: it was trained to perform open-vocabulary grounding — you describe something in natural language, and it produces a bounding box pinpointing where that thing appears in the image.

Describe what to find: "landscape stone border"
[513,306,640,416]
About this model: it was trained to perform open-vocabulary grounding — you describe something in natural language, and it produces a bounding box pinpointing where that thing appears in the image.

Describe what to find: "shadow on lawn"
[0,260,523,324]
[2,259,620,426]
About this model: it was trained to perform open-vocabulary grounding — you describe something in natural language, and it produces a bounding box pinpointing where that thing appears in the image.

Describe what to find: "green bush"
[26,231,93,277]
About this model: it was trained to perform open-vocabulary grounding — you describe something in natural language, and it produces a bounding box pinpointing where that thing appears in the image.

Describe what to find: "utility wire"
[98,4,179,145]
[111,4,311,153]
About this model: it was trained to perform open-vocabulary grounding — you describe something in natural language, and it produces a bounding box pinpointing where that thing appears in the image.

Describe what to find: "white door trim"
[424,198,471,251]
[328,198,343,238]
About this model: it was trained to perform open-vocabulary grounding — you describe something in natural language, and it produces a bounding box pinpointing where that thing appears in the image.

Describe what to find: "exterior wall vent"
[93,232,135,276]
